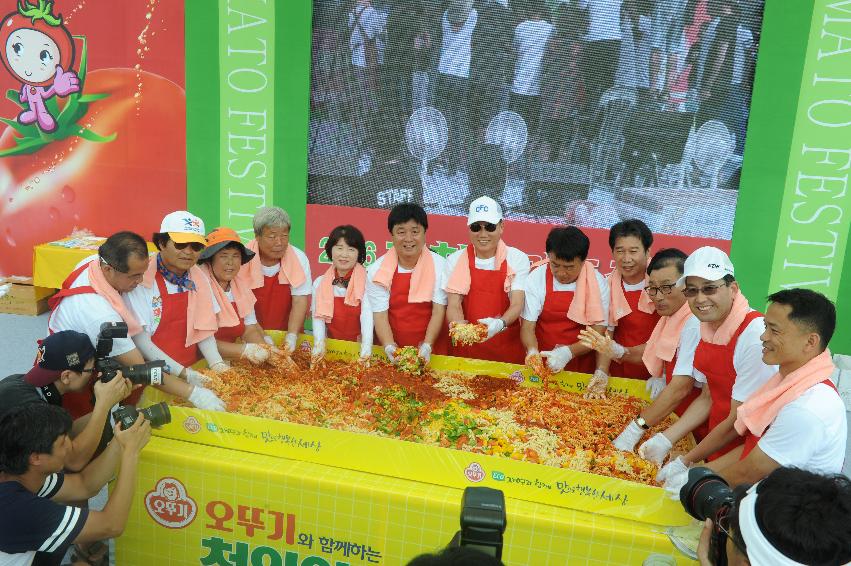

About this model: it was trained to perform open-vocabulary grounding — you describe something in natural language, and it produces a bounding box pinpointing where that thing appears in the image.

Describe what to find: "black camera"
[449,487,507,561]
[680,467,736,566]
[113,402,171,429]
[95,322,164,385]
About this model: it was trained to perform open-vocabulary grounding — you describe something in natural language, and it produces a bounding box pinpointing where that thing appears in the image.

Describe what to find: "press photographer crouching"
[681,466,851,566]
[0,331,133,471]
[0,403,151,565]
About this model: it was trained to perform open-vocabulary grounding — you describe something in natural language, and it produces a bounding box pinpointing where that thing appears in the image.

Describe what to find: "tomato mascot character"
[1,0,80,133]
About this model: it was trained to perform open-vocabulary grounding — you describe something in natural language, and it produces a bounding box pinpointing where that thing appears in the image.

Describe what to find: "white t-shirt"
[511,20,554,96]
[310,276,373,337]
[692,315,777,402]
[348,5,384,68]
[443,246,530,296]
[521,264,610,322]
[48,257,136,356]
[669,315,702,382]
[758,383,847,474]
[123,271,221,336]
[580,0,623,42]
[259,246,313,297]
[224,289,258,326]
[366,251,449,312]
[438,9,478,78]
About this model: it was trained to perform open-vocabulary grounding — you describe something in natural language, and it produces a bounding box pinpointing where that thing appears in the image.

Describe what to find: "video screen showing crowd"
[308,0,764,240]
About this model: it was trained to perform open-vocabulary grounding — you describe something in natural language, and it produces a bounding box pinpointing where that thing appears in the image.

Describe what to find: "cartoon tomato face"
[5,27,60,83]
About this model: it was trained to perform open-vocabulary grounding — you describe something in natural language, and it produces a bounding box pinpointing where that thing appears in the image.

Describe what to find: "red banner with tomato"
[0,0,185,277]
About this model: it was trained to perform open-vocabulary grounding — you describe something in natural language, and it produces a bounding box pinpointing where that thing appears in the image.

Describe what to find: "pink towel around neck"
[566,260,606,326]
[143,259,218,347]
[607,269,656,326]
[641,302,693,377]
[86,259,143,336]
[445,242,515,295]
[314,263,367,322]
[734,349,835,436]
[371,247,435,303]
[200,263,257,329]
[700,291,750,345]
[239,240,307,290]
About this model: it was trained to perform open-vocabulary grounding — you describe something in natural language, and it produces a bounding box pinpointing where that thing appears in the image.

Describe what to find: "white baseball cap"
[467,196,503,226]
[160,211,206,245]
[677,246,734,287]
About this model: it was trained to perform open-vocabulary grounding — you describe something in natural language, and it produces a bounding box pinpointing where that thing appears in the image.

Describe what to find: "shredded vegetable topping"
[449,322,489,346]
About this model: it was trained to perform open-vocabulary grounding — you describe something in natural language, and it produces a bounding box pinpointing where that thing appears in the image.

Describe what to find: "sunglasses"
[645,284,675,297]
[469,222,497,233]
[173,241,205,252]
[682,281,729,298]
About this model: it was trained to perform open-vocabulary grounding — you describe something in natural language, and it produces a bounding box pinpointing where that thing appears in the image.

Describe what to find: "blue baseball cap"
[24,331,96,387]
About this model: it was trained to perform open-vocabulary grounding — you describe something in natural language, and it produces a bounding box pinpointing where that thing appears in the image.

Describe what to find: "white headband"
[738,485,805,566]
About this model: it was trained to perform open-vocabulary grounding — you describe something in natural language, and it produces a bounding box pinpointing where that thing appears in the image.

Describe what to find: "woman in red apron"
[445,197,528,365]
[311,226,374,365]
[198,227,272,366]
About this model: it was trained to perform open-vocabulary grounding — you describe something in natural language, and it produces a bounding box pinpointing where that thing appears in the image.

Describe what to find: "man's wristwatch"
[634,416,650,430]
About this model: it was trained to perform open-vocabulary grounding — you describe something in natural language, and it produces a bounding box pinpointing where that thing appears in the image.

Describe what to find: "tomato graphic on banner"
[0,0,186,277]
[145,477,198,529]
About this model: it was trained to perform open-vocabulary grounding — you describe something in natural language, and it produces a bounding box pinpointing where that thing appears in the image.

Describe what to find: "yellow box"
[0,276,56,315]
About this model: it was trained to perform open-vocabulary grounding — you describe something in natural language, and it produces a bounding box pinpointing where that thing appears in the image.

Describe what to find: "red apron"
[47,263,100,419]
[693,310,763,461]
[665,356,708,442]
[740,378,839,460]
[327,296,361,341]
[253,274,293,331]
[535,269,595,374]
[611,287,660,380]
[152,273,200,369]
[215,301,246,343]
[450,250,525,364]
[387,271,449,355]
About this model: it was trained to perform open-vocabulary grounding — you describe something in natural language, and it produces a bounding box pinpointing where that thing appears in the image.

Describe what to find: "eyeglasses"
[645,284,675,297]
[173,241,205,252]
[683,281,729,298]
[469,222,497,233]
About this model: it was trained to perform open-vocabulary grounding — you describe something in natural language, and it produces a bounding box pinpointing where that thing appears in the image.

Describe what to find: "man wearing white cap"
[656,246,775,495]
[47,230,225,416]
[123,211,227,411]
[443,196,530,364]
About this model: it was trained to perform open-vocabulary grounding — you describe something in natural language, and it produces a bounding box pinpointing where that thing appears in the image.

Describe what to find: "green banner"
[768,0,851,298]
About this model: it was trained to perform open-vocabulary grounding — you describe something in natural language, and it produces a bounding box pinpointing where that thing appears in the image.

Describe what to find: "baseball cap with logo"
[467,196,503,226]
[677,246,735,287]
[160,210,207,245]
[24,331,97,387]
[198,227,256,264]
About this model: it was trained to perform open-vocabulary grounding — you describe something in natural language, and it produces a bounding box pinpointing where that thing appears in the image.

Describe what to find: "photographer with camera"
[0,331,132,472]
[0,403,151,566]
[682,467,851,566]
[49,230,226,418]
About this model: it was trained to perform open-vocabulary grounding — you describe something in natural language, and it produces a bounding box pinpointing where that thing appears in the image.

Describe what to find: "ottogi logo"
[183,416,201,434]
[508,370,524,383]
[464,462,485,483]
[145,477,198,529]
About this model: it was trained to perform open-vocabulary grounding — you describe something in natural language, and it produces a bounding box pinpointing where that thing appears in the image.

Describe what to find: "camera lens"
[679,467,735,521]
[139,402,171,428]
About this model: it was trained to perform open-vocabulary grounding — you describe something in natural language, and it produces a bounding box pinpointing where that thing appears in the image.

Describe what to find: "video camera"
[679,467,736,566]
[449,487,507,561]
[95,322,164,385]
[113,402,171,429]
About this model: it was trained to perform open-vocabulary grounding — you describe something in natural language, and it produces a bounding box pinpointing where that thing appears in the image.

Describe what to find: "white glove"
[311,339,326,358]
[188,386,226,412]
[384,343,398,363]
[284,332,298,353]
[208,361,230,374]
[184,368,211,387]
[584,369,609,399]
[639,432,673,466]
[646,376,666,399]
[541,345,573,372]
[609,340,627,360]
[656,455,688,484]
[242,343,270,365]
[662,457,690,500]
[263,335,275,346]
[612,420,645,452]
[418,342,432,364]
[477,317,505,340]
[359,341,373,361]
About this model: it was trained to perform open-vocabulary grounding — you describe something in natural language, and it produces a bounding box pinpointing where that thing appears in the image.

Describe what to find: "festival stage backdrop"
[0,0,186,277]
